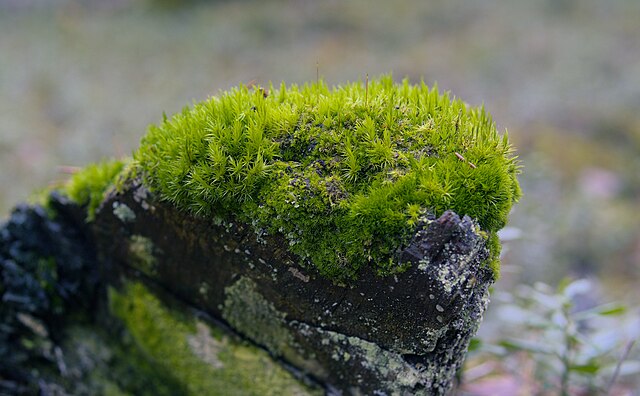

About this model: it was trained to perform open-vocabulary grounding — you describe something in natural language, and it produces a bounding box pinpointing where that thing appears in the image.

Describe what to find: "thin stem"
[365,73,369,108]
[560,304,572,396]
[607,340,636,395]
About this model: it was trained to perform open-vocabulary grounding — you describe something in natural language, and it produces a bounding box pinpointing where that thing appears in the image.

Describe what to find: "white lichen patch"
[187,321,225,369]
[128,234,157,276]
[300,323,427,393]
[222,277,293,357]
[199,282,210,298]
[112,201,136,223]
[437,265,454,294]
[435,240,484,295]
[288,267,310,283]
[133,185,153,211]
[417,258,430,271]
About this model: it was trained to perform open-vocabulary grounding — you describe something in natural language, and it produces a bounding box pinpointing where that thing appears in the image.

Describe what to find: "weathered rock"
[0,198,99,394]
[94,178,494,395]
[2,77,519,395]
[0,196,321,396]
[0,181,495,395]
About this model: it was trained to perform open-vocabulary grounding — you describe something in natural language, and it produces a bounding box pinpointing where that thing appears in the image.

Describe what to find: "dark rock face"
[0,180,495,395]
[0,195,98,394]
[95,179,495,395]
[0,196,322,395]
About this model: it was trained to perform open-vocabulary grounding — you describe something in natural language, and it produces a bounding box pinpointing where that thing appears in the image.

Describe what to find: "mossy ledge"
[3,76,520,395]
[133,75,520,280]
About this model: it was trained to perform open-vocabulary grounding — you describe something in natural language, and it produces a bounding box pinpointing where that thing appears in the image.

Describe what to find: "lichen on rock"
[127,234,158,276]
[109,281,321,396]
[222,277,295,357]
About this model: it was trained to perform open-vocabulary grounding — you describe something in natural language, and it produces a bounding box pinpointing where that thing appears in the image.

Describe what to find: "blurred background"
[1,0,639,393]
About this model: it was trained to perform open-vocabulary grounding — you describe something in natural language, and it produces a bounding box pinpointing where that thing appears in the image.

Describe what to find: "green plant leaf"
[574,304,627,321]
[569,363,600,375]
[468,338,483,352]
[498,339,554,355]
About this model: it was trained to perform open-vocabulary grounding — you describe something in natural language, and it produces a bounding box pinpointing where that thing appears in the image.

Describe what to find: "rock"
[0,196,320,395]
[2,77,519,395]
[93,178,494,395]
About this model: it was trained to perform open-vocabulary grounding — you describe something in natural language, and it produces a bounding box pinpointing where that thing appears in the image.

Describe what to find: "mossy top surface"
[134,76,521,280]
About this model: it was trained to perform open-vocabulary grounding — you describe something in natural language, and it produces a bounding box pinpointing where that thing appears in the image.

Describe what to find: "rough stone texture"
[0,176,495,395]
[0,195,321,395]
[0,196,100,394]
[94,178,495,395]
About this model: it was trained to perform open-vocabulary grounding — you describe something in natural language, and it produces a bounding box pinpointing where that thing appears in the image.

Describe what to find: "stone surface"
[1,177,495,395]
[93,178,495,395]
[0,195,320,395]
[0,197,99,394]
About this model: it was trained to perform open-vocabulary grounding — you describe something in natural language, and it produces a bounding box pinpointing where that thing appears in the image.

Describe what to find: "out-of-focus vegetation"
[1,0,639,393]
[461,279,640,395]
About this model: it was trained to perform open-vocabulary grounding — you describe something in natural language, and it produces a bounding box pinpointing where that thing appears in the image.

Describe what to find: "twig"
[58,165,81,174]
[454,152,477,169]
[462,361,499,383]
[316,61,320,106]
[365,73,369,108]
[607,340,636,395]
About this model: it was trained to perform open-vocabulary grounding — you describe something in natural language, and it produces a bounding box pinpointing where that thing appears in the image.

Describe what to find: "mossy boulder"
[2,76,520,395]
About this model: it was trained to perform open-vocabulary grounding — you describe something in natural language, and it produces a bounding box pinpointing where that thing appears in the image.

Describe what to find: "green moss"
[134,75,521,279]
[109,281,319,396]
[28,185,58,211]
[485,231,502,279]
[63,159,127,221]
[55,324,187,396]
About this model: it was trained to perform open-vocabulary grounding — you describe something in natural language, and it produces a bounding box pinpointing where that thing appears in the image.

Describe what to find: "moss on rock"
[133,76,520,279]
[63,159,127,221]
[109,281,320,396]
[222,277,295,357]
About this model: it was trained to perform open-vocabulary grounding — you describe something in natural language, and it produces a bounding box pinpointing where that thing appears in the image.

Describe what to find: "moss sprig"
[134,75,521,280]
[63,159,127,221]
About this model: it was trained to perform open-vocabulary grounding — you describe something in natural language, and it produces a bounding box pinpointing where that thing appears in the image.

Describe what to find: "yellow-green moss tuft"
[63,159,127,221]
[133,75,520,279]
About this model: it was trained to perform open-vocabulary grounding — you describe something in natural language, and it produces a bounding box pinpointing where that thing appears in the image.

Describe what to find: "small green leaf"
[569,363,600,375]
[597,305,627,316]
[574,304,627,321]
[498,339,554,355]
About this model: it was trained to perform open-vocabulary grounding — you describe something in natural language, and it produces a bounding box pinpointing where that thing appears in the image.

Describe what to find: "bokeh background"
[1,0,639,392]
